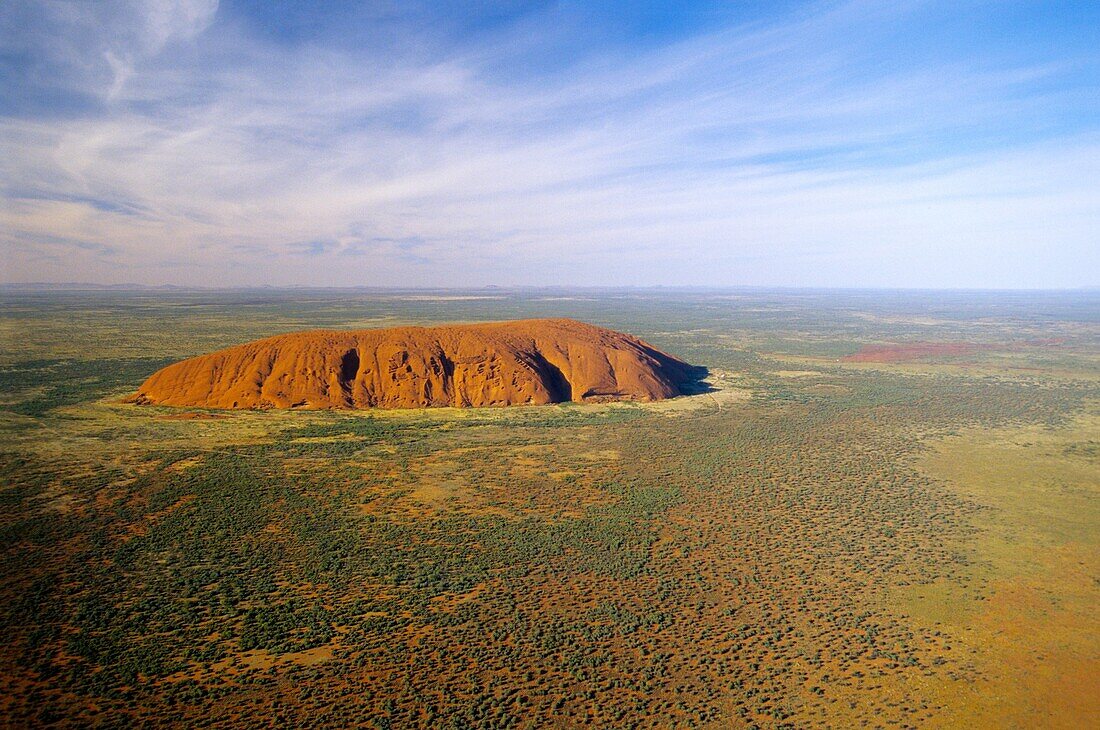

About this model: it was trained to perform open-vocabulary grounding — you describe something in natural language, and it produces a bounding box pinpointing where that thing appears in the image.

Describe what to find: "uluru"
[129,318,701,410]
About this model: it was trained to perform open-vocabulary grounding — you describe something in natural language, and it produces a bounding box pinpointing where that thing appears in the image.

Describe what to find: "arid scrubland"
[1,289,1096,727]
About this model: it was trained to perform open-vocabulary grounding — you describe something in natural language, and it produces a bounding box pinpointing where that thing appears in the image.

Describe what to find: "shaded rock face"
[130,319,701,410]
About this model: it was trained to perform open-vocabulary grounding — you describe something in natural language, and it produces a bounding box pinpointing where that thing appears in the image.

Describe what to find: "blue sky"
[1,0,1097,287]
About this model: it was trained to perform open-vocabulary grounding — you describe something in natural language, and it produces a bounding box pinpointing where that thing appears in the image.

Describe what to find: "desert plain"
[1,287,1097,728]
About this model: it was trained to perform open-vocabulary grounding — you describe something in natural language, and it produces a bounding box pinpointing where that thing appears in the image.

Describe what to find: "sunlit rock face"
[130,318,699,410]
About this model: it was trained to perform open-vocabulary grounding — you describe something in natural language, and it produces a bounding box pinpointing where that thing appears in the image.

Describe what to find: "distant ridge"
[0,282,201,291]
[129,318,701,410]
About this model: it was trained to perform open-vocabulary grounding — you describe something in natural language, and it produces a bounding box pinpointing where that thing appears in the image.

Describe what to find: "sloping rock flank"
[130,318,699,410]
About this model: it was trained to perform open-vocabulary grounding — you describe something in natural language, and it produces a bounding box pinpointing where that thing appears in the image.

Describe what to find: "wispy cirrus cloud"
[1,0,1097,287]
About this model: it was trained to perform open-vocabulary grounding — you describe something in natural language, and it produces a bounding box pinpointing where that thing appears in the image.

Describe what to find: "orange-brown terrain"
[130,318,698,409]
[841,342,984,362]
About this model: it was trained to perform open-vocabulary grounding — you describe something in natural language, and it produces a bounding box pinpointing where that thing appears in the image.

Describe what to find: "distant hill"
[129,318,700,410]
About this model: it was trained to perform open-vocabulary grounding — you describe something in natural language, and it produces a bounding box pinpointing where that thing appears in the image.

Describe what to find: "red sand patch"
[841,337,1067,364]
[841,342,985,363]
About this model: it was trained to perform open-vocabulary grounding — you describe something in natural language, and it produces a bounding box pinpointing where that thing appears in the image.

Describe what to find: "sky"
[1,0,1097,289]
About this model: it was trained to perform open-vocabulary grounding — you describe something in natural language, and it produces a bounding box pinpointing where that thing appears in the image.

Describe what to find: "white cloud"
[1,0,1097,287]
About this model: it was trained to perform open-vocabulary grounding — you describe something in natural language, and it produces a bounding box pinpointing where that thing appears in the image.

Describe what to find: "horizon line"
[2,282,1098,294]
